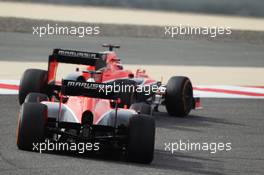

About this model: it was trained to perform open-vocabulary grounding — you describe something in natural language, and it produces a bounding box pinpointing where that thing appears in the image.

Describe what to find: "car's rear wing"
[51,49,106,65]
[61,80,117,100]
[47,49,107,84]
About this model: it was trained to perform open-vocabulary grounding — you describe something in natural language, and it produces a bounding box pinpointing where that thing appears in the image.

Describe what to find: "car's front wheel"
[164,76,193,117]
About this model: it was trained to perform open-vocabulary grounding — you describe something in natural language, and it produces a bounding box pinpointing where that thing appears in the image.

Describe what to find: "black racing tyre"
[126,115,155,164]
[17,103,47,150]
[164,76,193,117]
[130,102,151,115]
[19,69,48,105]
[24,93,49,103]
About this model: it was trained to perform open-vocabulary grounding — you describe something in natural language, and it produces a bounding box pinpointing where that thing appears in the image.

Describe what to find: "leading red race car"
[16,44,199,164]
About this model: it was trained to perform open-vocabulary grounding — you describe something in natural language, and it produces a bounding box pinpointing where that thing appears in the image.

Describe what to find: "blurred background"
[3,0,264,17]
[0,2,264,175]
[0,0,263,84]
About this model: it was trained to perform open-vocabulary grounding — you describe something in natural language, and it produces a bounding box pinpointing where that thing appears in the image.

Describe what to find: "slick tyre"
[165,76,193,117]
[19,69,48,105]
[17,103,47,151]
[127,115,155,164]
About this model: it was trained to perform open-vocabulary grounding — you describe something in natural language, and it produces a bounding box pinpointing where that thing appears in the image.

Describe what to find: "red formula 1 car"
[16,44,198,164]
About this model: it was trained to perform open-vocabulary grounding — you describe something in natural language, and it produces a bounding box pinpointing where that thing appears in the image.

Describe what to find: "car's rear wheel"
[130,102,151,115]
[17,103,47,150]
[126,115,155,164]
[19,69,48,105]
[165,76,193,117]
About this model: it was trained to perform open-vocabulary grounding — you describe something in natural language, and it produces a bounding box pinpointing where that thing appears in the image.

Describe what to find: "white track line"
[0,80,264,99]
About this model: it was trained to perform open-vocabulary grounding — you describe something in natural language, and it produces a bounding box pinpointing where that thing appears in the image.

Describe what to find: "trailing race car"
[16,44,199,164]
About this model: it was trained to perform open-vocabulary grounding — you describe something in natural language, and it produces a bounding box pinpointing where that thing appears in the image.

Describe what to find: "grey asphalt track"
[0,96,264,175]
[0,32,264,67]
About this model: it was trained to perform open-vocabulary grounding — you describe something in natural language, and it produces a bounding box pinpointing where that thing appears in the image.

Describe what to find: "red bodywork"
[47,51,156,124]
